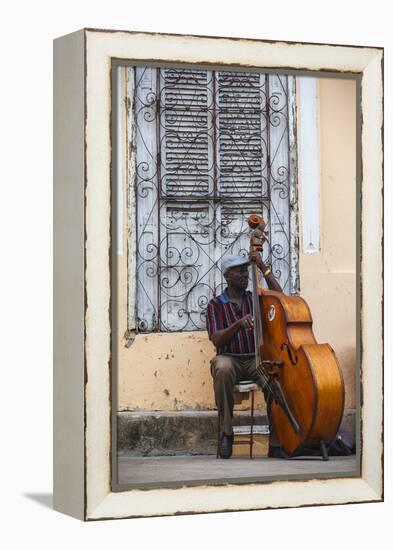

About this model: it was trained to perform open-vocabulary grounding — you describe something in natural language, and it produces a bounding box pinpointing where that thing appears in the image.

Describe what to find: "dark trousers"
[210,354,278,446]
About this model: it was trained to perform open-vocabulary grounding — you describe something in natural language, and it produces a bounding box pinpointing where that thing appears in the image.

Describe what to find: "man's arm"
[206,301,254,349]
[249,251,282,292]
[210,314,253,349]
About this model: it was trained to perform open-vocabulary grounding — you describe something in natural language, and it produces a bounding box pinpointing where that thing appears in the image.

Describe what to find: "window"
[126,66,298,332]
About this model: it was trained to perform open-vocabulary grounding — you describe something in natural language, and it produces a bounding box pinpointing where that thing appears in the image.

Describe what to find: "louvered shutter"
[214,71,268,296]
[159,69,215,331]
[134,68,215,331]
[215,72,294,294]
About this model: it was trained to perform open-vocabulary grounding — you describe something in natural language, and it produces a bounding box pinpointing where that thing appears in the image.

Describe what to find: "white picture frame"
[53,28,383,521]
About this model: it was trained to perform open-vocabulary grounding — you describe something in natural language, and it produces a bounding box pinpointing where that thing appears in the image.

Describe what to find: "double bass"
[248,214,345,459]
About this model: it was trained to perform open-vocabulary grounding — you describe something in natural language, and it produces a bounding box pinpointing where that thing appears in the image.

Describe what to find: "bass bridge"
[261,359,283,378]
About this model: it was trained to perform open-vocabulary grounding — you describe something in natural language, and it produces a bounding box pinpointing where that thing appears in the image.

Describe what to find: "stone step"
[117,410,268,457]
[117,409,356,457]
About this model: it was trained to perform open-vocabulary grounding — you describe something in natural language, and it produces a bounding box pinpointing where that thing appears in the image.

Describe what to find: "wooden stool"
[216,380,259,459]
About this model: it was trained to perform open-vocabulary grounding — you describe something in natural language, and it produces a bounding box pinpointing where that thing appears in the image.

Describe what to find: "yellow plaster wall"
[118,332,215,411]
[117,76,357,412]
[298,77,357,409]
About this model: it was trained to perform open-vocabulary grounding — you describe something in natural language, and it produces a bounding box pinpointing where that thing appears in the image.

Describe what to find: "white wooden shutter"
[215,72,295,294]
[133,67,160,332]
[159,69,215,331]
[265,74,295,293]
[215,71,268,293]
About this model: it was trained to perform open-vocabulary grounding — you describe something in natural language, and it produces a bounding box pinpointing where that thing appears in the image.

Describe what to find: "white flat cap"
[221,255,250,275]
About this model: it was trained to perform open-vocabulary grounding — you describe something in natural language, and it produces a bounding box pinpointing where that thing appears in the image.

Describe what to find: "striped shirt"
[206,289,255,355]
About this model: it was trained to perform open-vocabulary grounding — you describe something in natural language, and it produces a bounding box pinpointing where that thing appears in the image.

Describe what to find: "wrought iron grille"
[128,67,298,332]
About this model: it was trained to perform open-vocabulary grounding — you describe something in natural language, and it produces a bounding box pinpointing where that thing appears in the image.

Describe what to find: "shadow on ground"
[23,493,53,509]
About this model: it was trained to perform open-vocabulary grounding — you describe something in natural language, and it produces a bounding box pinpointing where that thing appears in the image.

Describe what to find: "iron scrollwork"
[132,67,297,332]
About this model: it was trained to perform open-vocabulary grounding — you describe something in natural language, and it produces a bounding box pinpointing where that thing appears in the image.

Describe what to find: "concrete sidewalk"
[117,454,358,488]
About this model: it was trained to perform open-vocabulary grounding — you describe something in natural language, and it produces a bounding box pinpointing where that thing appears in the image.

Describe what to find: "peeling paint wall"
[116,332,259,411]
[117,75,356,413]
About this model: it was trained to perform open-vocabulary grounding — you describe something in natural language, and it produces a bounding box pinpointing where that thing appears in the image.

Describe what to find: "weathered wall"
[117,76,357,413]
[118,332,215,411]
[298,77,357,409]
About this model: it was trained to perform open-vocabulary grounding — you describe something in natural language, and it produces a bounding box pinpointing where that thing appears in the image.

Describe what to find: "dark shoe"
[268,445,288,459]
[220,434,234,459]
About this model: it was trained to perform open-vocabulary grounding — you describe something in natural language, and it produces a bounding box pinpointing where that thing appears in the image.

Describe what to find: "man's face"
[225,264,249,291]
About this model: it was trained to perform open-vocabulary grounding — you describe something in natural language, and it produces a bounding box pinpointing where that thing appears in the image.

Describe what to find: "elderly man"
[206,252,282,459]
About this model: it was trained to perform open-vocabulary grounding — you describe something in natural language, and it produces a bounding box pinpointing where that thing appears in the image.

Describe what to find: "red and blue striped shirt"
[206,289,255,355]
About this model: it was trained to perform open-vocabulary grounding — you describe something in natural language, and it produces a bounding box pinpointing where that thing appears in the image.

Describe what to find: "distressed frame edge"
[77,29,383,520]
[53,29,86,520]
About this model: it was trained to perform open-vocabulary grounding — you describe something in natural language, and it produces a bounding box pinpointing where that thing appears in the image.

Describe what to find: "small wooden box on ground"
[232,425,270,457]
